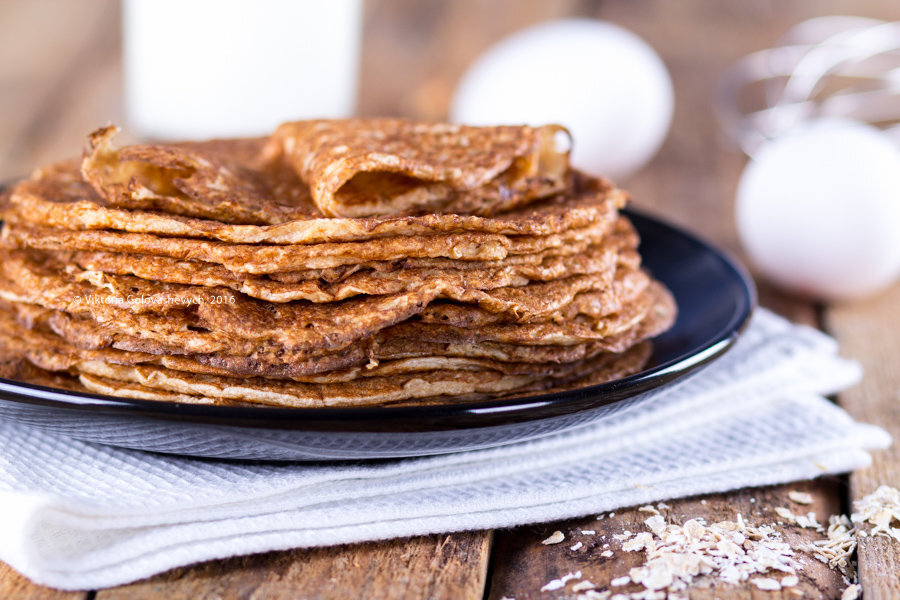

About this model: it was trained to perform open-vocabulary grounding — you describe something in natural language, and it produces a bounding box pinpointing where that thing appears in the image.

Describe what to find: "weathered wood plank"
[488,481,847,599]
[10,9,125,174]
[360,0,589,120]
[0,0,119,181]
[482,0,864,595]
[826,283,900,599]
[0,561,87,600]
[97,532,492,600]
[0,1,896,599]
[484,292,850,599]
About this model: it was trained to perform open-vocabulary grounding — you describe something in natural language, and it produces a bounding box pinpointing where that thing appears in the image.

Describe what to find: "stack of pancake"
[0,119,675,407]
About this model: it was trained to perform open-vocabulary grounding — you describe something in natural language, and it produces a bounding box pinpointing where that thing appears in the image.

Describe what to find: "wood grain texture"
[485,282,847,599]
[0,562,86,600]
[0,0,121,181]
[96,532,492,600]
[483,0,885,597]
[826,283,900,600]
[0,0,898,598]
[360,0,595,120]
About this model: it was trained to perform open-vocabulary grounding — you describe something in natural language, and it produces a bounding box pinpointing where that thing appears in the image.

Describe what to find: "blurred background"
[1,0,899,292]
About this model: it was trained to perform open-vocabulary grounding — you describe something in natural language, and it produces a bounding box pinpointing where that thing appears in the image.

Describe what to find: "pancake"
[81,126,301,225]
[63,241,634,304]
[73,344,650,408]
[0,241,636,320]
[10,160,625,244]
[265,119,571,218]
[420,269,651,327]
[0,303,655,382]
[24,280,669,380]
[81,122,570,224]
[1,300,656,409]
[1,217,613,272]
[0,117,678,408]
[0,249,654,357]
[13,217,638,304]
[0,348,85,392]
[385,282,675,349]
[0,308,609,385]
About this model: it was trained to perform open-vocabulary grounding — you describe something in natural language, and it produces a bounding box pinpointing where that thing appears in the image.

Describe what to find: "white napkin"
[0,308,889,590]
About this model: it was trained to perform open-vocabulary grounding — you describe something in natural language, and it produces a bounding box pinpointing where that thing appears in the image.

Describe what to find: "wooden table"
[1,1,899,597]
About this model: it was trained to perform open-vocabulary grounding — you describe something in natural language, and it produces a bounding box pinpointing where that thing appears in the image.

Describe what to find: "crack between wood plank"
[480,530,497,600]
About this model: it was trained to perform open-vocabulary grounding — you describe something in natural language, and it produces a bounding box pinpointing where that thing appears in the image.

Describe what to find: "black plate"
[0,209,755,461]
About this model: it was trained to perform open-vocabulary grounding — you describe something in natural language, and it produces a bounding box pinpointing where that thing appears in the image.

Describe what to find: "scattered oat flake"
[644,514,666,535]
[775,506,822,531]
[540,570,581,592]
[789,490,814,505]
[542,530,565,545]
[657,502,670,510]
[542,492,900,597]
[570,541,584,551]
[752,578,781,591]
[798,486,900,584]
[852,485,900,543]
[796,512,822,530]
[775,506,795,521]
[571,580,596,592]
[623,532,653,552]
[621,511,798,592]
[803,513,858,571]
[581,529,596,535]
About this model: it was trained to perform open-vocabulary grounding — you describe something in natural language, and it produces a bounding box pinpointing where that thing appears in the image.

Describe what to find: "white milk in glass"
[123,0,362,140]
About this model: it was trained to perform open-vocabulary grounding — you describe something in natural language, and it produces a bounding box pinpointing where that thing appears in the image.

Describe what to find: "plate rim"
[0,207,757,427]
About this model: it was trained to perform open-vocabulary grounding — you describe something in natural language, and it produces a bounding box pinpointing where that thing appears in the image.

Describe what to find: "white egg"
[450,19,673,181]
[736,119,900,300]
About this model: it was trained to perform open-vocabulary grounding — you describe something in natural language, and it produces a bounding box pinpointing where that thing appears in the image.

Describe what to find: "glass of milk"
[123,0,363,140]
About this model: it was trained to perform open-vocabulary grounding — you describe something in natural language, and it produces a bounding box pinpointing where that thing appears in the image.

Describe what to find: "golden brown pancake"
[266,119,571,218]
[7,217,638,304]
[81,127,301,225]
[0,246,658,357]
[10,160,624,244]
[0,118,678,408]
[0,303,660,384]
[73,344,651,408]
[1,216,616,272]
[0,348,85,392]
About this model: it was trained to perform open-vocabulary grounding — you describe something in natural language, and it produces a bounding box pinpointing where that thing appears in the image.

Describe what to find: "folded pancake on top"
[75,119,575,228]
[267,118,572,218]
